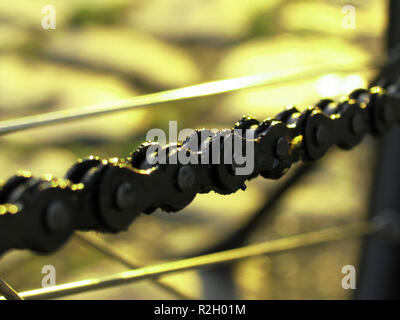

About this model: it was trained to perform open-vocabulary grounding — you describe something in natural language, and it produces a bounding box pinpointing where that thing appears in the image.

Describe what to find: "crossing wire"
[1,220,377,300]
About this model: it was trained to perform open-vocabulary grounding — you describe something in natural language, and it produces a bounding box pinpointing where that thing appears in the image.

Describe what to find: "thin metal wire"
[6,220,377,300]
[0,277,23,300]
[195,164,314,256]
[0,55,386,136]
[75,233,194,300]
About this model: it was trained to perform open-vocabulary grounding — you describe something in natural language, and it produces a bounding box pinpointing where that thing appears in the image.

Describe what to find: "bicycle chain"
[1,82,400,256]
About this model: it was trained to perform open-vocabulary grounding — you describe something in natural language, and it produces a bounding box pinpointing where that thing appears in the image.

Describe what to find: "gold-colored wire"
[0,55,386,136]
[3,220,376,300]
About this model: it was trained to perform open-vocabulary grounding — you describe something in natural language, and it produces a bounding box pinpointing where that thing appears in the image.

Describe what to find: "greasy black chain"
[1,82,400,256]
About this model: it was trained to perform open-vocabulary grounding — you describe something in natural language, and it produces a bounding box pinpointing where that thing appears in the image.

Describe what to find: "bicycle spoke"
[0,277,23,300]
[196,164,314,256]
[0,55,386,136]
[75,233,195,300]
[7,220,377,300]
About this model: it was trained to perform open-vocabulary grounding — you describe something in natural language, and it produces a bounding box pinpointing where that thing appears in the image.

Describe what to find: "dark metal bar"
[356,0,400,299]
[198,164,313,299]
[202,164,313,255]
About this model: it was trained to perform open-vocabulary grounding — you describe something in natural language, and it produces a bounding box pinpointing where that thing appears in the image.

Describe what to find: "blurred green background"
[0,0,388,299]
